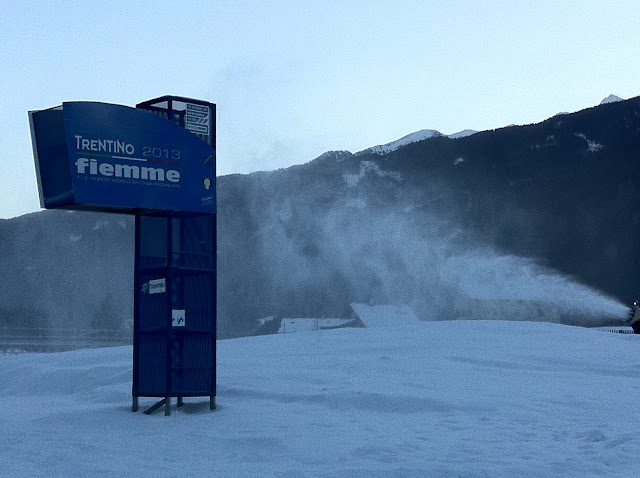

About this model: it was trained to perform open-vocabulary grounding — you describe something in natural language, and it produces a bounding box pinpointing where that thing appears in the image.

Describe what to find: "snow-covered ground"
[2,320,640,477]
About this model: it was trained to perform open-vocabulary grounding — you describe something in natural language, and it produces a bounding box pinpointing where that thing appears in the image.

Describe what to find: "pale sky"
[2,0,640,218]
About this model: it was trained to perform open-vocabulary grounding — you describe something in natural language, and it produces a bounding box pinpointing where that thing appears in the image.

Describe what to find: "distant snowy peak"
[364,128,478,155]
[553,95,623,118]
[448,129,478,139]
[600,94,623,105]
[367,129,442,154]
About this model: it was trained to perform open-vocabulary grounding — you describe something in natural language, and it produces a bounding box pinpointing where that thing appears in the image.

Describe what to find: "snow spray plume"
[439,252,629,326]
[251,176,627,328]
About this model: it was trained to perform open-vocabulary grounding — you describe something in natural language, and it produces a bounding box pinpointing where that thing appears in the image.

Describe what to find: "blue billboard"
[29,101,216,214]
[30,97,217,415]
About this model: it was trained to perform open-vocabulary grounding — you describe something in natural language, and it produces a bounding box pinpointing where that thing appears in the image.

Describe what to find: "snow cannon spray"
[625,301,640,333]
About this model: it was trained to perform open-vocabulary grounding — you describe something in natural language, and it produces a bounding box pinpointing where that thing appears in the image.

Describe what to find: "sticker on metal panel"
[172,309,186,327]
[148,278,166,294]
[185,103,210,136]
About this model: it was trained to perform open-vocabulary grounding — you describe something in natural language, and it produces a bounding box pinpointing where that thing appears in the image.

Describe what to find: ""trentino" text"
[75,135,135,155]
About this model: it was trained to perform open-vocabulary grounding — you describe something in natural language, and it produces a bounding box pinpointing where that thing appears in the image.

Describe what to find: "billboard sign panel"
[29,101,216,214]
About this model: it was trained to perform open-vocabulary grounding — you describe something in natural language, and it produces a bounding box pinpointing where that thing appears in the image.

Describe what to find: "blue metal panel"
[137,215,169,270]
[170,334,215,395]
[133,212,216,399]
[29,108,75,209]
[135,335,168,395]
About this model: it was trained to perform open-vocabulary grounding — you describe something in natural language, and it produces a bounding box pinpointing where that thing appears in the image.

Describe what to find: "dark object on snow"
[627,301,640,334]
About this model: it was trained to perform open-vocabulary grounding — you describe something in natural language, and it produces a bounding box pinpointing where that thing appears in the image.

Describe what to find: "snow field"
[1,320,640,477]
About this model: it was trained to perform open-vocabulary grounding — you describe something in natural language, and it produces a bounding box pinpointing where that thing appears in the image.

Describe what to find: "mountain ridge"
[2,94,640,339]
[351,94,627,159]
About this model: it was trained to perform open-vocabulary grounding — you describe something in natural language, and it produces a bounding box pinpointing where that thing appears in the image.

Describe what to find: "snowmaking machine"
[626,301,640,333]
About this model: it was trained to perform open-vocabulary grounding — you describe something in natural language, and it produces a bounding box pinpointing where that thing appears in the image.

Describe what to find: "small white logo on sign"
[172,309,186,327]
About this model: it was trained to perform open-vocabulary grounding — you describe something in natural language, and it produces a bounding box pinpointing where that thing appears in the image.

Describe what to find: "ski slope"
[1,320,640,477]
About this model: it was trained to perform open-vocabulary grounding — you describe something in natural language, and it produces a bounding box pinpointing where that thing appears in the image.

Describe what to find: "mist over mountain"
[2,95,639,341]
[0,211,133,348]
[217,95,640,336]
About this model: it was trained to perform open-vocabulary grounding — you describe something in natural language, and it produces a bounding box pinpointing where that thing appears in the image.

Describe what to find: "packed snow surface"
[278,317,352,333]
[2,321,640,477]
[351,303,419,328]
